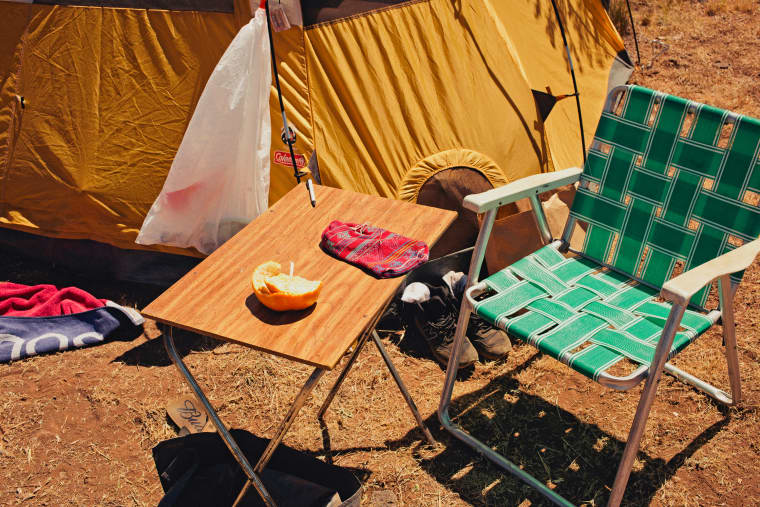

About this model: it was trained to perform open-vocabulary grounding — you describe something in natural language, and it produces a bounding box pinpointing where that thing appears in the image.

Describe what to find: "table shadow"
[113,327,221,367]
[244,294,317,325]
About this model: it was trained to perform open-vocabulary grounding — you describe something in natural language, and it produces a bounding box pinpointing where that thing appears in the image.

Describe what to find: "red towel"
[0,282,107,317]
[320,221,428,278]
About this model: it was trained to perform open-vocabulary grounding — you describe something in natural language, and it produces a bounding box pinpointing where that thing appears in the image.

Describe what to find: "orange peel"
[251,261,322,311]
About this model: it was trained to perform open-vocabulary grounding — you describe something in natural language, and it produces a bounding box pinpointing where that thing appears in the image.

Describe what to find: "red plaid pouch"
[320,221,429,278]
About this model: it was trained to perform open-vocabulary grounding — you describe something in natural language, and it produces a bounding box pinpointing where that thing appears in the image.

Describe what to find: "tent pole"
[264,1,316,206]
[549,0,586,164]
[625,0,641,66]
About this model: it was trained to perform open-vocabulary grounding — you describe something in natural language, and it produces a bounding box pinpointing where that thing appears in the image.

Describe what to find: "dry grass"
[2,2,760,505]
[629,0,760,116]
[3,252,760,505]
[704,0,756,16]
[608,0,631,36]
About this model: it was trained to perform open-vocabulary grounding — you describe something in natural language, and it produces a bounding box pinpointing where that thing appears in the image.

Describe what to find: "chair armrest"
[463,167,583,213]
[661,237,760,306]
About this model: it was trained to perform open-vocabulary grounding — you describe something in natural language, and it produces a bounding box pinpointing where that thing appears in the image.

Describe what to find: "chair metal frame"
[438,87,753,506]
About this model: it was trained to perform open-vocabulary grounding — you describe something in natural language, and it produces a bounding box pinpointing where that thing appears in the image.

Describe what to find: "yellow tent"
[0,0,630,264]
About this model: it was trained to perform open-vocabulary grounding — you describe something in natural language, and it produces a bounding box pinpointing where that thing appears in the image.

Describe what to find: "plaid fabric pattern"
[320,220,429,278]
[473,86,760,381]
[571,86,760,308]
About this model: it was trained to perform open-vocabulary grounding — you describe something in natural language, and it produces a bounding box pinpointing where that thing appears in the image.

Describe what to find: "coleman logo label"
[274,151,307,168]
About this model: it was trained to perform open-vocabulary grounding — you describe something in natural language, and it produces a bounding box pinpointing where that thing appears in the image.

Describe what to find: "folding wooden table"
[142,183,456,506]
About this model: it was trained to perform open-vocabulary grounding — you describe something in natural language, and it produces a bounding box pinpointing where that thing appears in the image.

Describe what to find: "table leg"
[371,331,436,445]
[254,367,326,473]
[317,325,435,446]
[162,327,275,507]
[317,330,372,420]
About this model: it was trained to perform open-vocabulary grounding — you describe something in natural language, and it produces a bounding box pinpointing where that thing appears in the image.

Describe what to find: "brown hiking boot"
[467,314,511,361]
[408,285,478,369]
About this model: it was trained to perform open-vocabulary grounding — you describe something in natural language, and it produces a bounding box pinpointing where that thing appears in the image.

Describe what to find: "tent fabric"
[0,1,248,256]
[479,0,627,171]
[300,0,627,201]
[266,21,314,206]
[303,0,543,198]
[397,149,509,203]
[0,0,629,256]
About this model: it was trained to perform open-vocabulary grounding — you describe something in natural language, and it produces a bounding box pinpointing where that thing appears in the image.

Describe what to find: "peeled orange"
[251,261,322,311]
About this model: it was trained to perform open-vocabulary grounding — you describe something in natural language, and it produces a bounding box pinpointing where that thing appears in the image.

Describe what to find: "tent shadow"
[113,328,222,367]
[392,366,729,506]
[0,245,166,308]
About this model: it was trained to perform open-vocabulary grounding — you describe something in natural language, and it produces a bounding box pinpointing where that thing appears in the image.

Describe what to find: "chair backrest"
[569,85,760,307]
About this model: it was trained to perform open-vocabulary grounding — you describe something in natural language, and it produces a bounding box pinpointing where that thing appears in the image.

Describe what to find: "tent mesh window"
[34,0,234,12]
[302,0,415,27]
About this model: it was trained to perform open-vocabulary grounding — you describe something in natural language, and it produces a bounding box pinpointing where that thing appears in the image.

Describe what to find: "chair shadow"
[113,327,222,367]
[415,383,729,506]
[316,351,730,505]
[317,353,541,465]
[425,373,729,506]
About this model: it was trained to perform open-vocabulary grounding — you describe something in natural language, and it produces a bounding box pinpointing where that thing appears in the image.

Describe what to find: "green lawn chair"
[438,85,760,506]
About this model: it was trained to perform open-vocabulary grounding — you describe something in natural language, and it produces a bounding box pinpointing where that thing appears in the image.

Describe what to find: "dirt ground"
[2,1,760,505]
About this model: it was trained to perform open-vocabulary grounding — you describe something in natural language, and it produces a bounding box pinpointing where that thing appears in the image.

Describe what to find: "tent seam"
[302,26,317,171]
[1,4,34,219]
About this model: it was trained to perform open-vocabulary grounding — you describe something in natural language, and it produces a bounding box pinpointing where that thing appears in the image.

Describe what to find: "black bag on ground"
[152,430,361,507]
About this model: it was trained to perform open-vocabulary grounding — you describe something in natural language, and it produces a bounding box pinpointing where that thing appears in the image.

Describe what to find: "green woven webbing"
[570,86,760,307]
[475,245,714,381]
[473,87,759,382]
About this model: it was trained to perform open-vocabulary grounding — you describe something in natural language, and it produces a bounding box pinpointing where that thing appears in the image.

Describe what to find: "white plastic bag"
[136,9,271,255]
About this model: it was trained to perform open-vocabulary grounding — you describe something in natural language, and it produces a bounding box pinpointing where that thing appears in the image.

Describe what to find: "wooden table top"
[142,183,457,370]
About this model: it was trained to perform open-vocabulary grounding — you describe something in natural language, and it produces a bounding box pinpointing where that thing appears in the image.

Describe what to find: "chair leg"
[608,303,686,507]
[438,298,576,506]
[438,300,474,418]
[437,208,574,507]
[438,207,496,421]
[719,275,742,405]
[658,275,742,406]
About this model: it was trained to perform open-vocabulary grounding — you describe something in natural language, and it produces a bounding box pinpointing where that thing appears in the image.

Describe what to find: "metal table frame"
[163,318,434,507]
